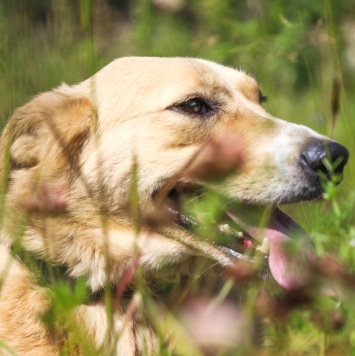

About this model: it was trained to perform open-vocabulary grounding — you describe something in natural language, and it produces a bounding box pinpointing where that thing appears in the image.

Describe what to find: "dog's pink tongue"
[262,218,315,290]
[228,208,315,290]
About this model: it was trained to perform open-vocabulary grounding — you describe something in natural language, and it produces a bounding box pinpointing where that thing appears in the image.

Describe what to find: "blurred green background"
[1,0,355,352]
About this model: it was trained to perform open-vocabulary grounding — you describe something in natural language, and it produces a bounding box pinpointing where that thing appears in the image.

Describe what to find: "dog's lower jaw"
[161,184,317,290]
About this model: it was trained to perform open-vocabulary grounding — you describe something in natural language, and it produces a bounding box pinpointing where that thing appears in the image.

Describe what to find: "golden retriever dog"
[0,57,349,354]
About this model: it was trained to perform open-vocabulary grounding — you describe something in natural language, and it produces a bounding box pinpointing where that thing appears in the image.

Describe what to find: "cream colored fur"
[0,57,333,354]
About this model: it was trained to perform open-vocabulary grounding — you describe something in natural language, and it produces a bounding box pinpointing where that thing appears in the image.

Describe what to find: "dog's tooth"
[218,224,231,234]
[258,237,270,255]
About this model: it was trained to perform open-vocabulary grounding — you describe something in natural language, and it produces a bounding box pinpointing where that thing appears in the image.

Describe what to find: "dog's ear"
[1,91,93,174]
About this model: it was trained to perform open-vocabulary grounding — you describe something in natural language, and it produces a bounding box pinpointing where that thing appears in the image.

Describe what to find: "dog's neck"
[9,242,195,304]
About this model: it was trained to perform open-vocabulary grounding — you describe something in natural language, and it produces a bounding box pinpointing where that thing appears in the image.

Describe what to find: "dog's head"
[1,57,349,291]
[74,58,348,205]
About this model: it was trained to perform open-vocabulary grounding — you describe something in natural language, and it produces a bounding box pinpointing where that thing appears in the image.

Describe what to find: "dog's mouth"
[161,184,315,290]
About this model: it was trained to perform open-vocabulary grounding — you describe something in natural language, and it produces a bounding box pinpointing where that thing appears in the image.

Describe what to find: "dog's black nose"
[300,140,349,179]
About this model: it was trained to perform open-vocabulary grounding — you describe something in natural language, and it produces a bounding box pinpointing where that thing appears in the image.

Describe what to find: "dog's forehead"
[194,58,262,101]
[80,57,264,127]
[164,58,261,100]
[94,57,260,99]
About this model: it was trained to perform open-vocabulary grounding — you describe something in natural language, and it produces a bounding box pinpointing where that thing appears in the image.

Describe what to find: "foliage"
[0,0,355,354]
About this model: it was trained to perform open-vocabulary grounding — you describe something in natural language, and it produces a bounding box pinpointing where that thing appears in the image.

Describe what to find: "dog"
[0,57,349,354]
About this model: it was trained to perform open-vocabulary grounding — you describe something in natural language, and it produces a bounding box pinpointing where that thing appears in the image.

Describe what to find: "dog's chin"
[160,183,317,291]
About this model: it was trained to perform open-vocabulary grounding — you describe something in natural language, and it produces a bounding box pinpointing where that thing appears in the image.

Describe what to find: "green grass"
[1,0,355,354]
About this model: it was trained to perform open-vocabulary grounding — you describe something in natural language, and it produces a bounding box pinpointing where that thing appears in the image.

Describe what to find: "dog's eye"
[176,98,211,115]
[259,91,268,104]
